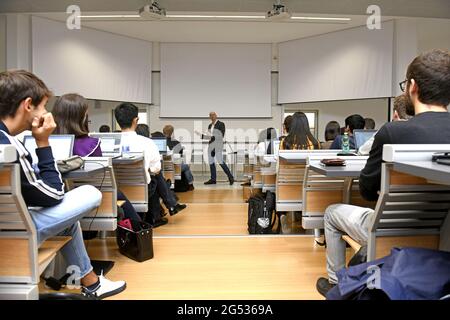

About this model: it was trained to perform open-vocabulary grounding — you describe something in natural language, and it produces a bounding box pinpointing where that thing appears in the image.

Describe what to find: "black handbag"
[116,219,154,262]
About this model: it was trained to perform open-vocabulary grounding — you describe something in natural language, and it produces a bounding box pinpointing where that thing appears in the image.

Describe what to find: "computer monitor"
[354,130,377,150]
[151,137,167,154]
[23,135,74,164]
[90,133,122,157]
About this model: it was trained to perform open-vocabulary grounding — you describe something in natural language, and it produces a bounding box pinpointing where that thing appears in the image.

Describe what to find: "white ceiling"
[35,12,388,43]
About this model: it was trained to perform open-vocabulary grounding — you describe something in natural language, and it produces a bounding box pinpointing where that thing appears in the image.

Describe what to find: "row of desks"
[279,153,450,183]
[62,155,144,179]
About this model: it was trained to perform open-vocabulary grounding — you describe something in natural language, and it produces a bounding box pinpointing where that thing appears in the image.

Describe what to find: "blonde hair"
[163,125,174,137]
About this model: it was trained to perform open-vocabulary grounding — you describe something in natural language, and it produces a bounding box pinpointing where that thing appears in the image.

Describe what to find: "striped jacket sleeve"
[0,130,64,207]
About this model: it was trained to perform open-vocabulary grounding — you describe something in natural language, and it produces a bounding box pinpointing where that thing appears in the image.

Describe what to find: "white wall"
[285,98,390,142]
[0,15,6,71]
[6,14,31,70]
[393,19,419,96]
[417,18,450,53]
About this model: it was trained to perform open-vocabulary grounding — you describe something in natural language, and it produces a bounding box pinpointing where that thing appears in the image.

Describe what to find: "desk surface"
[62,162,106,179]
[309,161,367,177]
[393,161,450,185]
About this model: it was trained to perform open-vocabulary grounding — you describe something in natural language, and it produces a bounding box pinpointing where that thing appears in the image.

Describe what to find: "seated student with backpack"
[316,49,450,298]
[52,93,142,222]
[0,70,126,299]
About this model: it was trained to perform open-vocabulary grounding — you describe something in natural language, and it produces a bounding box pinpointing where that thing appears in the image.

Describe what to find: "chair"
[112,154,148,213]
[162,154,175,188]
[0,158,71,300]
[345,145,450,261]
[65,157,118,231]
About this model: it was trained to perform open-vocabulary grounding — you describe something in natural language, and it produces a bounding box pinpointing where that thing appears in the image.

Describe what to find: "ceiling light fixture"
[79,15,141,18]
[291,16,351,21]
[166,14,266,19]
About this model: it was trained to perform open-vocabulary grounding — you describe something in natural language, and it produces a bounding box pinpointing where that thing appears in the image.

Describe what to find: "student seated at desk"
[321,121,340,150]
[280,112,320,150]
[358,95,413,156]
[330,114,365,150]
[317,49,450,297]
[279,115,293,141]
[52,93,141,222]
[255,127,278,156]
[163,124,195,190]
[0,70,126,299]
[99,124,111,133]
[364,118,376,130]
[114,103,187,228]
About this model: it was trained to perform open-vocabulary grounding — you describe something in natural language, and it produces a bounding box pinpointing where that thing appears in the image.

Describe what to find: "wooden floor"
[86,236,327,300]
[42,186,330,300]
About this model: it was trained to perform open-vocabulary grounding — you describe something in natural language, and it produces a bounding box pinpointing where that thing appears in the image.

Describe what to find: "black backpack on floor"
[174,173,190,192]
[247,191,276,234]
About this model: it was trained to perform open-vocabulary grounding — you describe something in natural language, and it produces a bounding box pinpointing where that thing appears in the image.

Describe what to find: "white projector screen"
[278,21,394,104]
[32,16,152,104]
[160,43,272,118]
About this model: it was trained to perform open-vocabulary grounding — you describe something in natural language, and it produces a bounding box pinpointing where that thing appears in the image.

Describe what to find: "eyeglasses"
[399,79,408,92]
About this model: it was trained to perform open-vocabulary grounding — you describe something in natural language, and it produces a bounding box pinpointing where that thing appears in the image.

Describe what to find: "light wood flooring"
[41,184,331,300]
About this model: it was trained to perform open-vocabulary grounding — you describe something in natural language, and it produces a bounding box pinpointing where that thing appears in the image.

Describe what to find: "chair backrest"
[366,144,450,261]
[0,160,40,286]
[112,154,148,213]
[162,154,175,188]
[302,154,366,229]
[66,157,118,231]
[276,150,342,213]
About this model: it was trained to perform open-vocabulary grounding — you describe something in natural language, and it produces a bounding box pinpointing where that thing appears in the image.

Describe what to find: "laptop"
[353,130,377,150]
[151,137,168,155]
[23,135,74,165]
[90,133,123,158]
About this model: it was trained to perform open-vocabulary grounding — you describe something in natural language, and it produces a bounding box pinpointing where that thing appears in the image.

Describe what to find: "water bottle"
[342,132,350,154]
[122,144,131,158]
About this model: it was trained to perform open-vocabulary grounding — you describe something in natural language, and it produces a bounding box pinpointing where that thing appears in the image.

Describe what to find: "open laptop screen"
[151,137,167,154]
[354,130,377,150]
[23,135,74,164]
[90,133,122,156]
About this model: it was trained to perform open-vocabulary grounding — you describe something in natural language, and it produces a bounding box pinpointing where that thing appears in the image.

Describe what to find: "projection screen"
[32,16,152,104]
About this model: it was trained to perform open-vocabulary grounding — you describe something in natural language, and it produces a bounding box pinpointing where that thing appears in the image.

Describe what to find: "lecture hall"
[0,0,449,304]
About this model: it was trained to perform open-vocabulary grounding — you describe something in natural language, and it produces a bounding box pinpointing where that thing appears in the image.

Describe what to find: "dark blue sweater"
[0,122,64,207]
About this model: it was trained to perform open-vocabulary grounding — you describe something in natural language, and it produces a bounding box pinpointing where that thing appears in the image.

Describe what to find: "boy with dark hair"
[0,70,126,299]
[317,49,450,297]
[330,114,366,149]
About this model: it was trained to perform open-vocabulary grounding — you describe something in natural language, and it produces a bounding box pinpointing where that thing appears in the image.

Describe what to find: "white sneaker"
[82,274,126,300]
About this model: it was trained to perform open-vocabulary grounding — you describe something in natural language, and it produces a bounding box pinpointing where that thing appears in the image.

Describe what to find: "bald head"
[209,112,218,122]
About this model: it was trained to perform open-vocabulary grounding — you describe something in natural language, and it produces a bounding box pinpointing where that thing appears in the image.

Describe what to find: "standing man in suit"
[195,112,234,185]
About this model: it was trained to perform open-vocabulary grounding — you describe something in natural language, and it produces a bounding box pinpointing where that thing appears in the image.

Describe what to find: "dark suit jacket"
[202,120,225,145]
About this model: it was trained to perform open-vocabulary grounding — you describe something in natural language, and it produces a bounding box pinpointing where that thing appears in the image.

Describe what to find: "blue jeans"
[29,185,102,279]
[181,164,194,184]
